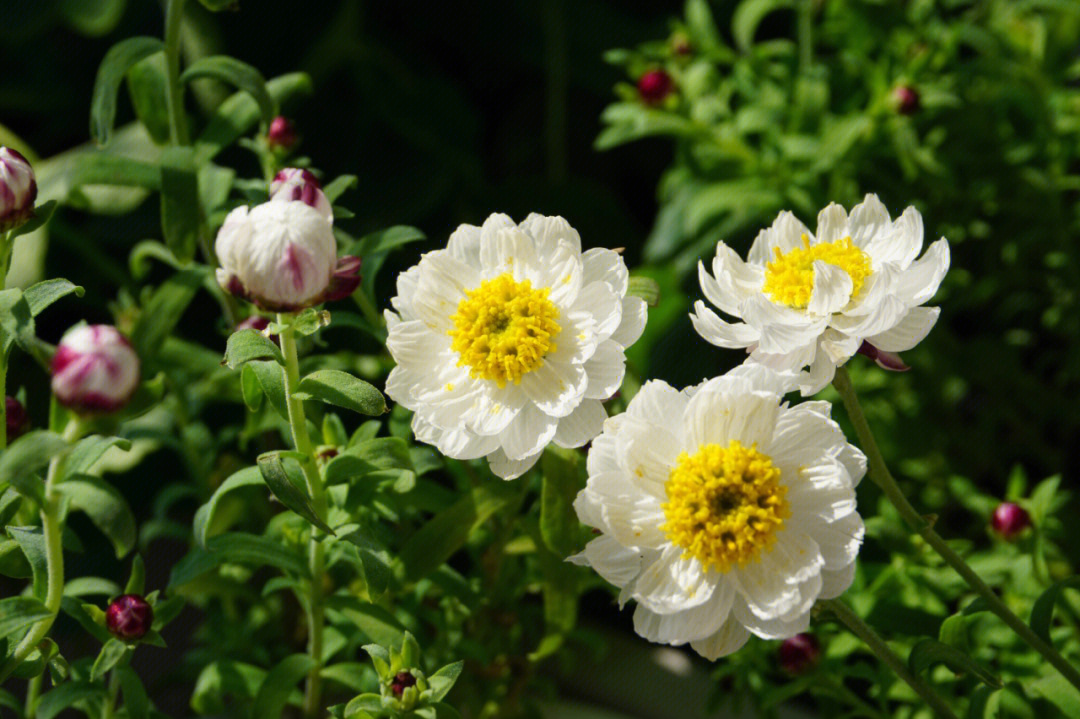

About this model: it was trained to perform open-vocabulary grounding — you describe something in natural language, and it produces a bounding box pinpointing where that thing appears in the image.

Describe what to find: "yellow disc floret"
[448,273,561,387]
[661,440,789,573]
[762,234,872,310]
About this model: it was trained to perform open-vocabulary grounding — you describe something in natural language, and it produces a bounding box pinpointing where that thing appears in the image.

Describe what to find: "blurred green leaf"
[181,56,277,127]
[256,453,334,535]
[90,37,164,146]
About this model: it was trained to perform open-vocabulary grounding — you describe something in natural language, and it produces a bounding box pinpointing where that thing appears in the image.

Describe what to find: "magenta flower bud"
[106,594,154,641]
[857,341,910,372]
[6,396,28,440]
[992,502,1031,540]
[51,325,140,413]
[778,633,820,675]
[390,671,417,697]
[893,85,921,115]
[269,168,332,224]
[236,315,270,332]
[266,116,298,151]
[638,69,673,104]
[0,148,37,233]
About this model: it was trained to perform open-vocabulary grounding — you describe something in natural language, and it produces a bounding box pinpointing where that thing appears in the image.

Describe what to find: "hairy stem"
[163,0,190,146]
[832,366,1080,693]
[278,316,327,719]
[820,599,958,719]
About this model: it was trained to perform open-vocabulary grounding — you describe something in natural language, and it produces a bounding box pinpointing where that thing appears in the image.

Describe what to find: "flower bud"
[992,502,1031,540]
[266,116,298,151]
[0,147,37,233]
[857,341,909,372]
[391,671,417,697]
[5,396,28,440]
[106,594,154,641]
[236,315,270,332]
[893,85,921,115]
[269,168,332,224]
[670,32,692,56]
[51,325,140,413]
[638,69,673,105]
[778,633,820,675]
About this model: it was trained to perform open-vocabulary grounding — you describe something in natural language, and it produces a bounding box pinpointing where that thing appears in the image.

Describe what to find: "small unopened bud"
[51,325,140,413]
[266,117,298,151]
[893,85,920,115]
[671,33,692,56]
[270,168,332,224]
[857,341,909,372]
[236,315,270,332]
[5,396,28,440]
[391,671,417,697]
[0,148,37,233]
[106,594,154,640]
[778,633,820,675]
[638,69,673,105]
[992,502,1031,540]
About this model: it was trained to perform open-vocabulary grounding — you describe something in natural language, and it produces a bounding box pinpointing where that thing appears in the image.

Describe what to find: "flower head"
[0,147,37,233]
[571,365,865,660]
[691,194,949,394]
[269,167,332,224]
[51,325,140,413]
[638,69,673,104]
[391,671,417,697]
[893,85,921,115]
[106,594,153,640]
[5,396,28,440]
[267,116,298,151]
[991,502,1031,540]
[778,633,821,674]
[215,201,358,311]
[385,213,648,479]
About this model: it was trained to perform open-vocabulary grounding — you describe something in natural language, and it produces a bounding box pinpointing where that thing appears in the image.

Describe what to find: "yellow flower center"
[762,235,872,310]
[448,273,561,387]
[661,441,789,573]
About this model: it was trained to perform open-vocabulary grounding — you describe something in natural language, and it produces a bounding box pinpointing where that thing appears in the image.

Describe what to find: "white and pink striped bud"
[269,168,332,224]
[51,325,140,413]
[0,148,37,233]
[215,201,360,312]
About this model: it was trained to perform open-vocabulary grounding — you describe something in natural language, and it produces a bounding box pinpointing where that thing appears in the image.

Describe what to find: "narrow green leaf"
[326,596,405,647]
[249,360,288,419]
[0,596,51,641]
[908,638,1001,688]
[125,555,145,596]
[338,528,392,597]
[240,363,265,411]
[1028,674,1080,717]
[627,276,660,306]
[427,661,464,703]
[296,370,386,416]
[181,56,276,127]
[125,52,170,145]
[64,435,132,478]
[159,146,201,263]
[256,453,334,535]
[23,279,84,317]
[10,200,59,239]
[322,175,358,204]
[731,0,794,53]
[90,36,165,146]
[206,532,309,577]
[90,638,128,682]
[250,654,317,719]
[1030,576,1080,644]
[192,466,265,548]
[8,527,48,596]
[225,329,283,369]
[37,681,101,719]
[63,576,121,598]
[59,597,113,644]
[540,447,582,559]
[0,431,68,506]
[57,476,137,558]
[69,153,161,190]
[117,666,150,719]
[10,636,59,679]
[130,268,207,359]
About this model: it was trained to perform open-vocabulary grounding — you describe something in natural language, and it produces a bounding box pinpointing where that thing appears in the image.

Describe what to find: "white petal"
[741,295,827,355]
[584,340,626,400]
[723,363,800,396]
[487,447,541,480]
[580,473,668,548]
[799,348,838,396]
[829,294,907,337]
[690,615,752,660]
[586,431,622,478]
[610,296,648,349]
[519,359,587,418]
[412,416,499,460]
[819,562,856,600]
[733,539,822,620]
[572,280,621,340]
[553,399,607,448]
[684,388,780,449]
[386,319,451,368]
[499,403,558,460]
[447,222,482,266]
[620,418,682,495]
[807,261,854,316]
[633,546,717,614]
[520,213,582,255]
[864,205,922,268]
[480,226,540,281]
[581,247,629,295]
[625,379,690,429]
[569,535,643,588]
[466,387,525,436]
[732,596,812,640]
[633,581,735,644]
[797,512,864,571]
[894,238,950,306]
[748,211,813,266]
[690,302,760,349]
[848,194,892,248]
[815,203,849,244]
[411,253,478,332]
[867,306,940,352]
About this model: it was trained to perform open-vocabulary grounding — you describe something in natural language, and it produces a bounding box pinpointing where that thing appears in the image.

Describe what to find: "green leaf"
[90,638,128,682]
[225,329,284,369]
[908,638,1001,688]
[23,279,84,317]
[685,0,726,54]
[159,146,201,263]
[342,226,426,306]
[627,276,660,306]
[64,576,121,598]
[192,466,265,548]
[322,175,358,204]
[428,661,464,703]
[125,555,145,595]
[90,36,165,146]
[181,56,277,127]
[117,666,150,719]
[248,360,288,419]
[191,660,266,716]
[171,532,309,587]
[1028,674,1080,717]
[540,447,582,559]
[0,431,68,506]
[732,0,794,53]
[37,681,101,719]
[1030,576,1080,644]
[9,200,59,239]
[296,370,386,416]
[64,435,132,478]
[240,362,264,411]
[10,636,59,679]
[57,476,137,558]
[0,596,51,642]
[338,528,392,597]
[250,654,317,719]
[196,0,240,12]
[327,596,405,647]
[130,268,207,359]
[126,52,170,145]
[256,453,334,535]
[69,153,161,191]
[59,597,113,644]
[59,0,127,36]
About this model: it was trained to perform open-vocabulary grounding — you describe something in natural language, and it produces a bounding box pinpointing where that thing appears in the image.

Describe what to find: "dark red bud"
[991,502,1031,540]
[236,315,270,332]
[638,69,673,104]
[857,341,909,372]
[106,594,154,641]
[6,396,28,440]
[391,671,417,697]
[778,633,820,675]
[323,255,362,303]
[893,85,920,115]
[267,117,298,150]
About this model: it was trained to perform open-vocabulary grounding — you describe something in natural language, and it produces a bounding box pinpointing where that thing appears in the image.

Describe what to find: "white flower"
[51,325,141,413]
[0,147,37,232]
[691,194,950,394]
[269,167,333,224]
[215,201,359,311]
[385,213,648,479]
[571,364,866,660]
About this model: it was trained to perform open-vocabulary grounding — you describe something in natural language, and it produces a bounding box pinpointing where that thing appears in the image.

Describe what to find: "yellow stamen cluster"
[448,273,560,387]
[762,235,872,310]
[661,440,789,573]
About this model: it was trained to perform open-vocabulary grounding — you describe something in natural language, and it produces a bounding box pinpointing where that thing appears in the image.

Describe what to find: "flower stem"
[277,316,327,719]
[832,366,1080,693]
[0,230,10,450]
[819,599,958,719]
[163,0,190,147]
[0,419,82,682]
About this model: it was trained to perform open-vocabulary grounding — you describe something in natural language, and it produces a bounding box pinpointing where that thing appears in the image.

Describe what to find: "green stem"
[820,675,889,719]
[25,674,42,716]
[101,670,120,719]
[0,230,11,450]
[832,366,1080,693]
[163,0,190,146]
[278,316,327,719]
[797,0,814,74]
[0,420,82,682]
[820,599,958,719]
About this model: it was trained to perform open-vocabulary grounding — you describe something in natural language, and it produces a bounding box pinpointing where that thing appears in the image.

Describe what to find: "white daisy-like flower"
[571,364,866,660]
[690,194,950,394]
[384,213,648,479]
